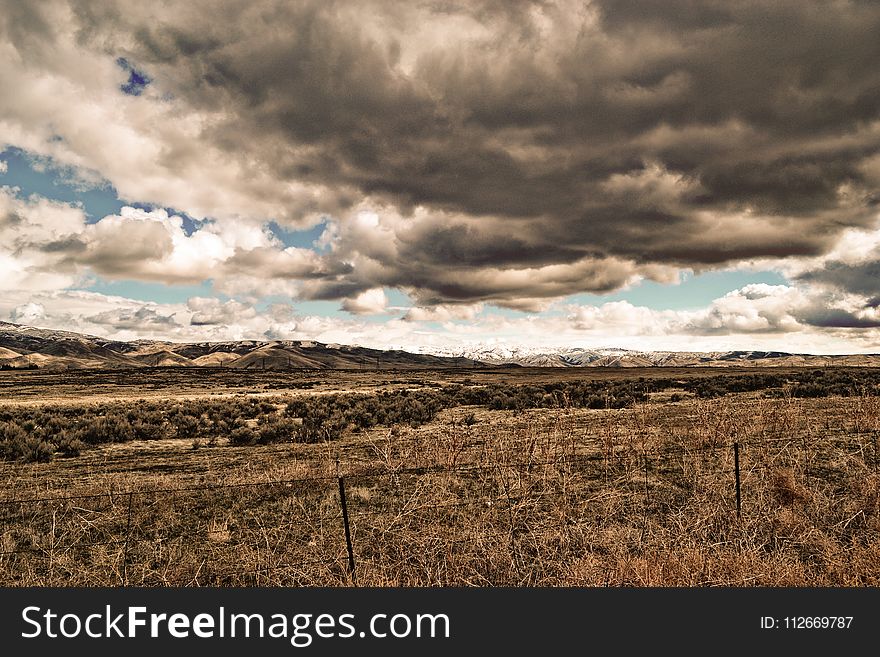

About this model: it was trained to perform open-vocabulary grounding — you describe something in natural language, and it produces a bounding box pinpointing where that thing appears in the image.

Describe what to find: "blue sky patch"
[84,279,216,305]
[567,269,789,311]
[0,149,211,233]
[0,147,125,221]
[117,57,151,96]
[384,288,410,308]
[268,219,330,249]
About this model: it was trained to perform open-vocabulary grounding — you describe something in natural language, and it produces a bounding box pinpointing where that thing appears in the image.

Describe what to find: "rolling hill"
[3,321,880,370]
[0,322,483,370]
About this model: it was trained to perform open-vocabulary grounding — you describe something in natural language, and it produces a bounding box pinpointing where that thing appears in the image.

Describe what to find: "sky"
[2,0,880,355]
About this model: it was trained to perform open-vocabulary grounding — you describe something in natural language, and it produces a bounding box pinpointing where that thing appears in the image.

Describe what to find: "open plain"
[2,367,880,586]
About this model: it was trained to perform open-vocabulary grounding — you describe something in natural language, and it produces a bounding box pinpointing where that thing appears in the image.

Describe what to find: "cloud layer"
[2,1,880,350]
[2,1,880,307]
[4,282,878,355]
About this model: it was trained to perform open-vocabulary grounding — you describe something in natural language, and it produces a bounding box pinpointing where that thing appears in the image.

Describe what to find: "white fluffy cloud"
[0,189,352,297]
[681,285,806,334]
[0,189,86,291]
[187,297,257,326]
[340,288,387,315]
[404,303,484,322]
[9,302,46,324]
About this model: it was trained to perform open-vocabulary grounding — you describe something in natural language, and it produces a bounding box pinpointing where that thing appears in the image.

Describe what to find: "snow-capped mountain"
[421,345,880,368]
[3,321,880,370]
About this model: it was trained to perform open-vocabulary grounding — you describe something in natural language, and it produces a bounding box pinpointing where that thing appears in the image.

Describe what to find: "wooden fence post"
[337,476,357,585]
[873,432,878,473]
[121,491,134,586]
[733,442,742,520]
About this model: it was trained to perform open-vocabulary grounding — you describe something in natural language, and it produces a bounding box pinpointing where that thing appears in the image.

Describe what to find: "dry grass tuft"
[770,468,812,506]
[206,518,231,543]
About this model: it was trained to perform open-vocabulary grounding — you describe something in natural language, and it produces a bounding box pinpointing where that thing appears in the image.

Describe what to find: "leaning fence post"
[121,491,134,586]
[337,475,357,585]
[873,432,879,473]
[733,442,742,520]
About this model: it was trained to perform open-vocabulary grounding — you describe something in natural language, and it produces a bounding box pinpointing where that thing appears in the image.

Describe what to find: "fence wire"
[1,432,877,585]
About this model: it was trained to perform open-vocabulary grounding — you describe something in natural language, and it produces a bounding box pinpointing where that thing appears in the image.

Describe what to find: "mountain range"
[2,321,880,370]
[426,345,880,368]
[0,321,481,371]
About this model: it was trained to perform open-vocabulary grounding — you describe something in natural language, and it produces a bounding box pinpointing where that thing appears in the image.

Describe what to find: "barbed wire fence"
[1,427,879,586]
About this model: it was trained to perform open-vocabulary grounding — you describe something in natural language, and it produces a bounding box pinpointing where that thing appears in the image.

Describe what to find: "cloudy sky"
[2,0,880,354]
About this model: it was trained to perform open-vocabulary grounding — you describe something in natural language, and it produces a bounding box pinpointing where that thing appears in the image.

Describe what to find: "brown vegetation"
[0,367,879,586]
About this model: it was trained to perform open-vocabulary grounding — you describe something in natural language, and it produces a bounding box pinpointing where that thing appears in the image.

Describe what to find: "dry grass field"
[1,367,880,586]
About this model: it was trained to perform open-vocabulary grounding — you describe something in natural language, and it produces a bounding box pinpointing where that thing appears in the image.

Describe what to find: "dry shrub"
[848,396,880,433]
[796,529,842,570]
[207,518,231,543]
[845,542,880,585]
[771,507,807,538]
[853,474,880,518]
[769,467,811,506]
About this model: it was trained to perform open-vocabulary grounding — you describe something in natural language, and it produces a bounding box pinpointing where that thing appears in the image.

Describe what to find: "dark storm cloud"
[797,307,880,329]
[11,0,880,306]
[300,279,373,302]
[36,236,88,254]
[398,222,588,268]
[224,247,355,280]
[796,260,880,298]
